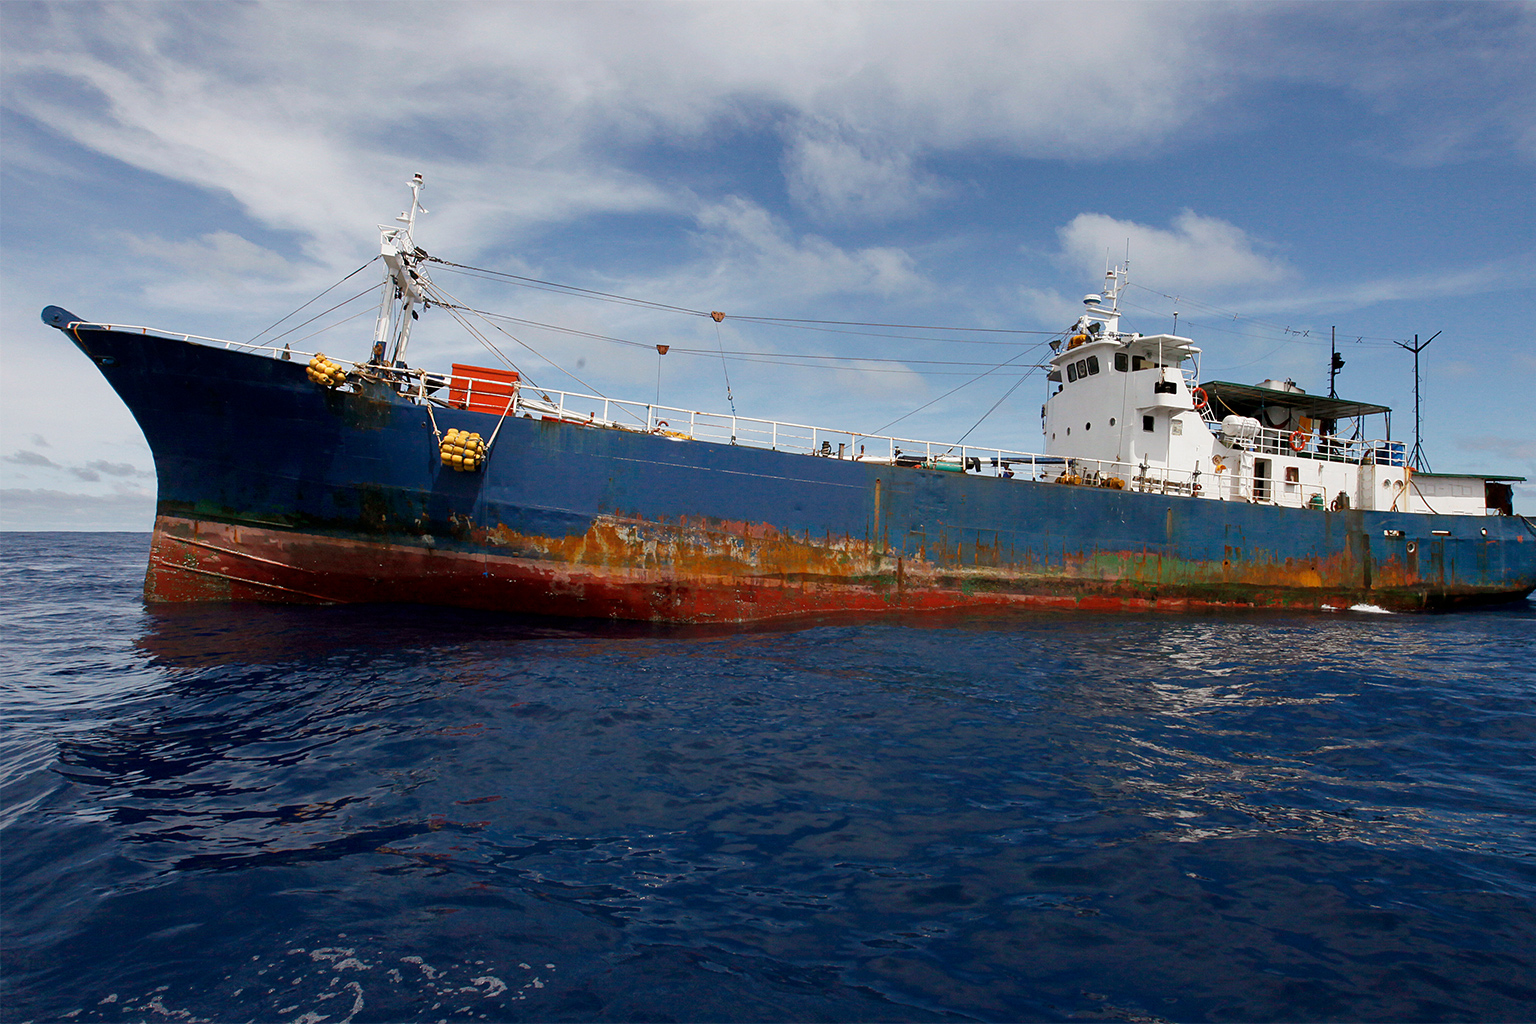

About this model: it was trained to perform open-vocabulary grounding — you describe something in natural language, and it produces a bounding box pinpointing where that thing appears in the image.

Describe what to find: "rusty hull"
[144,505,1536,622]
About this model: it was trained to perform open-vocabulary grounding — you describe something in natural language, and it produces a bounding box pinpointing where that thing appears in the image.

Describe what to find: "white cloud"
[1221,4,1536,165]
[125,230,298,284]
[0,3,1230,262]
[1014,288,1083,331]
[6,3,1528,283]
[1056,211,1294,292]
[1257,256,1536,313]
[687,196,925,302]
[782,121,947,224]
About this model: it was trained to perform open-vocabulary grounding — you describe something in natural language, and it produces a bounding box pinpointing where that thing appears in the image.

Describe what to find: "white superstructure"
[1040,266,1513,515]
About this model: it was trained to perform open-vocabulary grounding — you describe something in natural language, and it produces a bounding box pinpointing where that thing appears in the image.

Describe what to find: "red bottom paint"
[143,514,1500,623]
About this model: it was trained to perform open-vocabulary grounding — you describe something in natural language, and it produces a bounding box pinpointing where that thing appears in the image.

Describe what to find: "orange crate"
[449,364,519,414]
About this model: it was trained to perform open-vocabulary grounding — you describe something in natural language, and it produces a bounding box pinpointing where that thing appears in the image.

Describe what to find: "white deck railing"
[453,376,1217,495]
[74,321,1325,499]
[1229,421,1405,467]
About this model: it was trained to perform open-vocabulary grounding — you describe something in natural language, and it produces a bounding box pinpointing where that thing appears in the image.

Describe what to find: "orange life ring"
[1191,386,1208,411]
[655,420,669,430]
[1289,429,1310,452]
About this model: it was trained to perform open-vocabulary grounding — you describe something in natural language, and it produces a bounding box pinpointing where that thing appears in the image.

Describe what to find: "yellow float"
[305,353,348,388]
[439,428,486,472]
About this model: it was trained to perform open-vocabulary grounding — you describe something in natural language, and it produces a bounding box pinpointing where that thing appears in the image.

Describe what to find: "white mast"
[371,173,430,365]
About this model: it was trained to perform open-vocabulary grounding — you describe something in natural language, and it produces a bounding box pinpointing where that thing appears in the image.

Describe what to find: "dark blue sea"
[3,533,1534,1023]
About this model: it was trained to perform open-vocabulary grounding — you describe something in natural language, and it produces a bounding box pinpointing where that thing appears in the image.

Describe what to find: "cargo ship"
[44,177,1536,620]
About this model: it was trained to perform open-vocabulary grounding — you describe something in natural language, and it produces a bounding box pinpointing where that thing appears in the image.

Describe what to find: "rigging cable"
[944,365,1041,454]
[422,255,1071,426]
[419,282,531,381]
[714,320,735,415]
[283,305,379,349]
[1124,282,1409,345]
[424,284,645,425]
[867,340,1058,437]
[420,302,1044,370]
[245,257,380,347]
[260,282,383,349]
[728,314,1051,335]
[424,257,704,317]
[426,256,1062,339]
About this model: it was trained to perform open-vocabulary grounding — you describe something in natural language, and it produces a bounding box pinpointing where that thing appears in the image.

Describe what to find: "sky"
[2,1,1533,530]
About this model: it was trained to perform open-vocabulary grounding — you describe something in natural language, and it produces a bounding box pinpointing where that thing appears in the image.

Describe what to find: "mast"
[1393,331,1440,473]
[371,173,431,365]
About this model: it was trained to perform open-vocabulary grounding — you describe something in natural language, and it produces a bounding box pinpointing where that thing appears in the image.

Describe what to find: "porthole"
[1085,422,1091,431]
[1406,541,1417,554]
[1109,417,1116,426]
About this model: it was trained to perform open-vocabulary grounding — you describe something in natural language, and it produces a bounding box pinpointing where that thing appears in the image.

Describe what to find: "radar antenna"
[1393,331,1440,472]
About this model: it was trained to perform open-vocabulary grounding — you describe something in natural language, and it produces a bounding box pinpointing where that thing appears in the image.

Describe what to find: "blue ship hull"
[51,312,1536,620]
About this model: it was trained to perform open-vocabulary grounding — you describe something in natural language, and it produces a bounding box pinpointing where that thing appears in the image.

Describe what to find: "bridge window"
[1142,415,1154,432]
[1075,359,1088,379]
[1067,363,1078,382]
[1114,353,1128,371]
[1086,355,1100,375]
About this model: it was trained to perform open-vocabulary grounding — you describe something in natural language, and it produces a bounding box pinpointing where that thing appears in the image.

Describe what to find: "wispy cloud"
[18,2,1519,263]
[4,449,58,469]
[1055,211,1294,292]
[124,231,299,284]
[782,121,948,224]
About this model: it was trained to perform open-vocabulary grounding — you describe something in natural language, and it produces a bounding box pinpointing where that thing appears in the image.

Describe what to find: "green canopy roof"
[1200,381,1391,420]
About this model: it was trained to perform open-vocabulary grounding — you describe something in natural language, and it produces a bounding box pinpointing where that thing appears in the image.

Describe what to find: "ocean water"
[2,533,1534,1024]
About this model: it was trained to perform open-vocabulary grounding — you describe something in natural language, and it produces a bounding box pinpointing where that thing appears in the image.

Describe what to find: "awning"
[1200,381,1391,420]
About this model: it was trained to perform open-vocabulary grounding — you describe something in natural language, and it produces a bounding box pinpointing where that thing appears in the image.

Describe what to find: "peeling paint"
[146,510,1536,622]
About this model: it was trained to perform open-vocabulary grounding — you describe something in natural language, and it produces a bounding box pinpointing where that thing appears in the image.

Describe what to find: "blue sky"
[3,1,1533,529]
